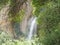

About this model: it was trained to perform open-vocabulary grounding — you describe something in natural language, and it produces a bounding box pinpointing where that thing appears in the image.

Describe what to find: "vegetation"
[32,0,60,45]
[0,31,39,45]
[0,0,60,45]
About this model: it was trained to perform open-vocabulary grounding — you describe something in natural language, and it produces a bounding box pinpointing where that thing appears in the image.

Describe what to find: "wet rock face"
[20,0,32,34]
[0,5,14,37]
[0,5,9,30]
[0,0,32,38]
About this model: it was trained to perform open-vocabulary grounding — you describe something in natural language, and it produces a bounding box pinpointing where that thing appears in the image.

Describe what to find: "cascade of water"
[27,17,37,40]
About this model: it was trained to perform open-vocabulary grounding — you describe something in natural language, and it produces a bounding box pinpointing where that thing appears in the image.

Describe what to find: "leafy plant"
[0,31,39,45]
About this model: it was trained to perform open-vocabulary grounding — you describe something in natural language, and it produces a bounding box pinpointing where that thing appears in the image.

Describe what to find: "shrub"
[0,31,39,45]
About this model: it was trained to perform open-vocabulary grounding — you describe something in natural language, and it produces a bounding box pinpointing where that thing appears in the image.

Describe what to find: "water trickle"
[27,17,37,40]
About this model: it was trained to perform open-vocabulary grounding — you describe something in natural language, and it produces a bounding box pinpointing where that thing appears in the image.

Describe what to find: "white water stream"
[27,17,37,40]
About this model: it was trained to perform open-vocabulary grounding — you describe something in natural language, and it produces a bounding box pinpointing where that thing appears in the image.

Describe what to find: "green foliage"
[32,0,60,45]
[0,0,9,5]
[0,31,11,45]
[9,9,25,23]
[0,31,39,45]
[0,0,10,10]
[13,9,25,23]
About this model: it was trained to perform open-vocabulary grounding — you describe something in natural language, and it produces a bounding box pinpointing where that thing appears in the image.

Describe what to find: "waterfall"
[27,17,37,40]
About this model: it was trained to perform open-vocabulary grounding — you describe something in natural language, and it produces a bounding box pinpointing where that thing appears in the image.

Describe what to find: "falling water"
[27,17,37,40]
